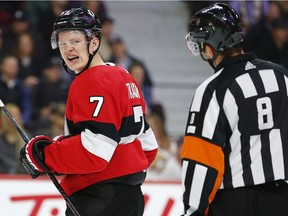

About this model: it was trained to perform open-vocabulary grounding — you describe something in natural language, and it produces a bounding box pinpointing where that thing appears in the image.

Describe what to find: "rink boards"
[0,175,182,216]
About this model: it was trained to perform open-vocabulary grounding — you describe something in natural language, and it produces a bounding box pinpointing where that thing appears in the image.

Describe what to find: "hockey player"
[182,3,288,216]
[20,7,158,216]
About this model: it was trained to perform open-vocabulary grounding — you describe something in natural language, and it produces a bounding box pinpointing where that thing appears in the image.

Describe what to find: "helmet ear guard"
[220,31,243,51]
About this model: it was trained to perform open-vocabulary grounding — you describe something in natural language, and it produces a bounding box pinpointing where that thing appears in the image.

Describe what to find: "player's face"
[58,30,90,73]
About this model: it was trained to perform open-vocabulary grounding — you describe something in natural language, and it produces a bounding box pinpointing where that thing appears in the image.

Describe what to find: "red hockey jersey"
[44,64,158,195]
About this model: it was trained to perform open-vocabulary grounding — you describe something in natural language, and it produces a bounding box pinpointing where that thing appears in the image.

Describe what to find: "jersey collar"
[214,52,257,72]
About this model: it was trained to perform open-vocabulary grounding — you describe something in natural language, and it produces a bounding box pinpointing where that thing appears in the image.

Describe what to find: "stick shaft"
[1,106,29,143]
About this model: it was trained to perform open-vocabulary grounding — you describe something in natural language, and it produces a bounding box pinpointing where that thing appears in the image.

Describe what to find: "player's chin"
[67,64,84,74]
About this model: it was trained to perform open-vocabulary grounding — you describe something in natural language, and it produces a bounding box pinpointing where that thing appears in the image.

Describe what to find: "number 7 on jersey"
[90,96,104,117]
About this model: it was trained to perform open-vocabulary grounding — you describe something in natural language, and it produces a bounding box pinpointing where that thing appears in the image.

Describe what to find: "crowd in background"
[0,1,288,182]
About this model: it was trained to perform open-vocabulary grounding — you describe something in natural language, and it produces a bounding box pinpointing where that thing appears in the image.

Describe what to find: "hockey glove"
[53,135,67,142]
[20,135,53,177]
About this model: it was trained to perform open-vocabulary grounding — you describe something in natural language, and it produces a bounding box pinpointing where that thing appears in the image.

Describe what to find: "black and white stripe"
[186,58,288,189]
[221,68,287,188]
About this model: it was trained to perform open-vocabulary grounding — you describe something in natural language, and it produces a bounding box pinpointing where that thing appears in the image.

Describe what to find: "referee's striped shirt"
[181,52,288,216]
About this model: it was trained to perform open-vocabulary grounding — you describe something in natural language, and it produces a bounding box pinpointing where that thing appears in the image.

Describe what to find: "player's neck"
[90,53,106,67]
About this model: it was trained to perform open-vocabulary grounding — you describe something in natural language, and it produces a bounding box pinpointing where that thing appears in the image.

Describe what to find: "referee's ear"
[202,44,214,60]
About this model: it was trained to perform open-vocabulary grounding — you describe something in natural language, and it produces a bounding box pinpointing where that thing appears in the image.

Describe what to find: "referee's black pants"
[208,180,288,216]
[65,183,144,216]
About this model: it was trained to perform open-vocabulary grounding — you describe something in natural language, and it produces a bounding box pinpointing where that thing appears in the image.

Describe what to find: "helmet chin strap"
[57,50,75,75]
[207,59,216,70]
[200,51,219,70]
[209,51,220,70]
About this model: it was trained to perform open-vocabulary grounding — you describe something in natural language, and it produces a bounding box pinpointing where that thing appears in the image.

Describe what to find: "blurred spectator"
[0,1,26,31]
[145,112,181,180]
[269,18,288,67]
[278,1,288,20]
[31,59,69,122]
[29,102,66,138]
[176,135,184,165]
[109,36,154,107]
[128,61,154,108]
[0,103,26,174]
[2,9,31,50]
[25,1,50,28]
[0,54,32,125]
[146,148,181,181]
[48,102,66,138]
[0,7,12,32]
[146,112,176,154]
[110,36,137,68]
[37,1,69,59]
[98,16,115,62]
[29,59,69,136]
[13,32,44,89]
[0,28,7,59]
[129,62,145,87]
[244,1,288,67]
[229,0,269,34]
[83,0,108,21]
[149,102,166,124]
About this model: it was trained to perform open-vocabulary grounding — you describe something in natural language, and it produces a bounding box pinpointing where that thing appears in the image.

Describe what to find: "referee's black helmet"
[186,3,243,55]
[51,7,102,50]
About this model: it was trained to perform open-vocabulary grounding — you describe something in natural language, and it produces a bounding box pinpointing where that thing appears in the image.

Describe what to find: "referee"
[181,3,288,216]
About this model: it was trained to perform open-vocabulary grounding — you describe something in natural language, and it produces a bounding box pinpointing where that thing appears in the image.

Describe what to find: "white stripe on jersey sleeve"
[236,73,257,98]
[81,129,117,162]
[190,69,223,112]
[202,91,220,139]
[184,164,208,216]
[137,127,158,151]
[182,160,189,197]
[120,134,139,144]
[284,76,288,96]
[64,118,70,136]
[259,69,279,93]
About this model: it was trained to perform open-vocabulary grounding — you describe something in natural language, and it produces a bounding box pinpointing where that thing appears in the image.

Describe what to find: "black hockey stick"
[0,99,81,216]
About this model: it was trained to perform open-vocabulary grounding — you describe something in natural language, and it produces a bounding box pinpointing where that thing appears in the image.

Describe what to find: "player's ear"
[89,37,99,53]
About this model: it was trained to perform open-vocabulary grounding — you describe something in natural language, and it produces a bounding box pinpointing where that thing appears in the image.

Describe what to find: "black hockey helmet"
[186,3,243,56]
[51,7,102,50]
